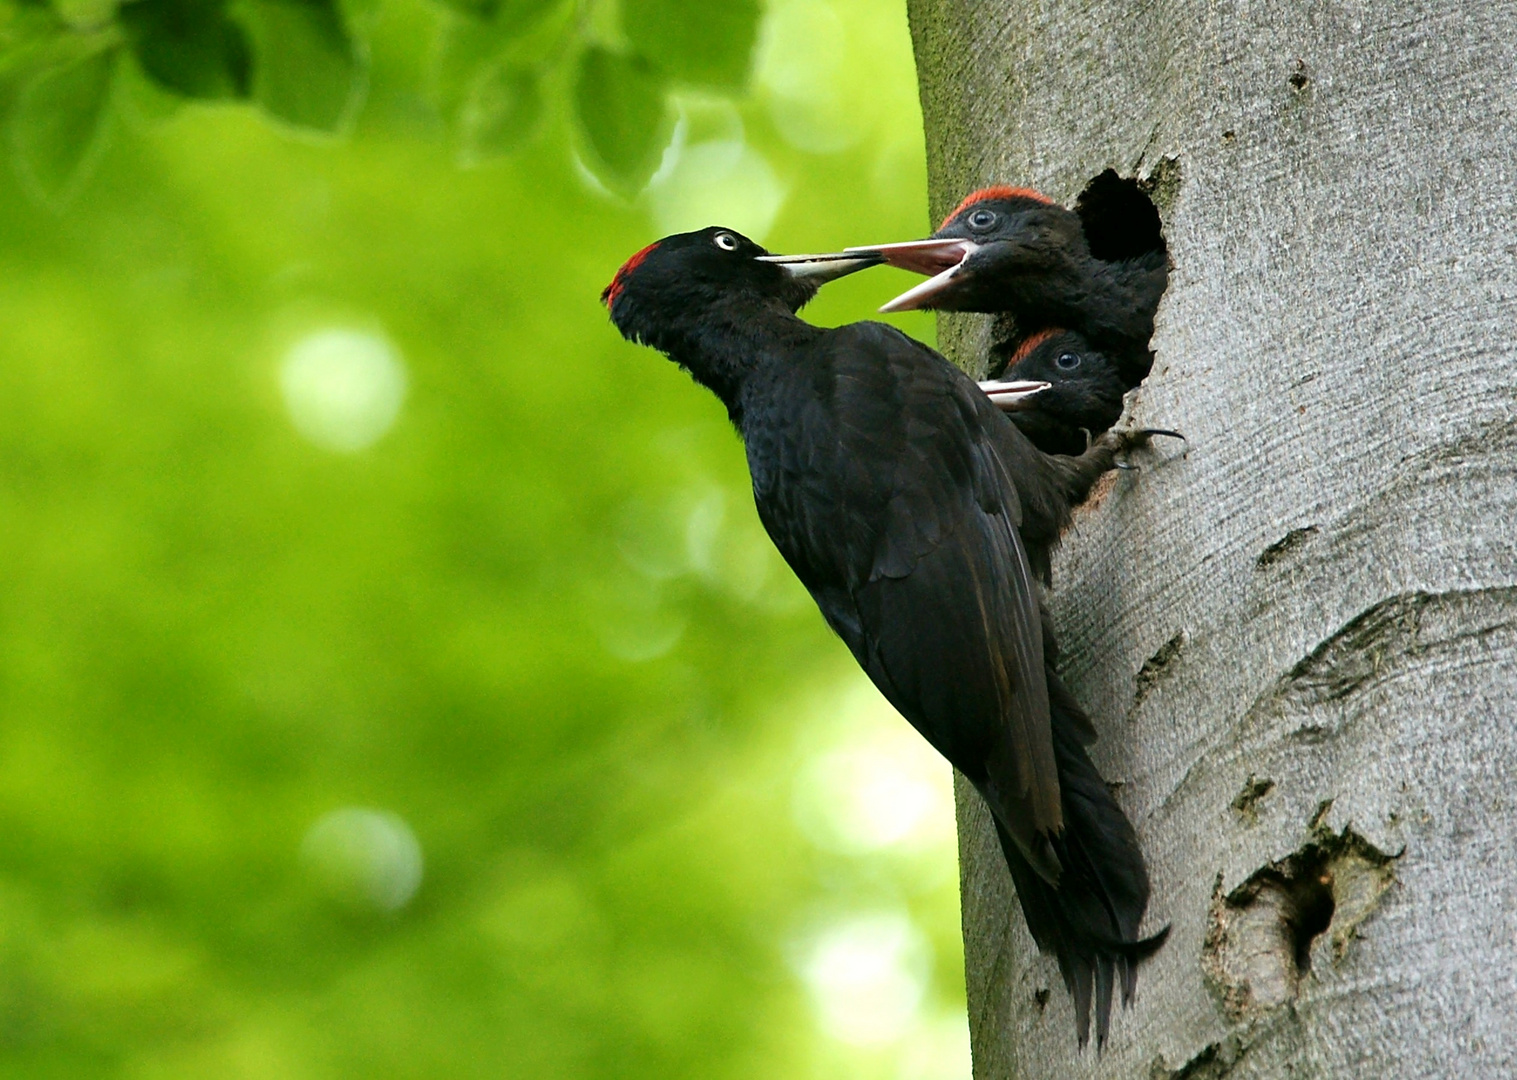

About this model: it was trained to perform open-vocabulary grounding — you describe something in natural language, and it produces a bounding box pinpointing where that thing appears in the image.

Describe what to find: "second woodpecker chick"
[983,328,1127,457]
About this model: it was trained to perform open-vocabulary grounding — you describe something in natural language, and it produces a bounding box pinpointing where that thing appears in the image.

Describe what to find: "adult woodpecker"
[603,226,1166,1045]
[980,328,1127,456]
[851,169,1168,387]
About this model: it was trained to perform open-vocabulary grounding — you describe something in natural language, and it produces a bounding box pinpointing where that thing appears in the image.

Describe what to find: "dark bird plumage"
[857,170,1169,388]
[604,226,1165,1045]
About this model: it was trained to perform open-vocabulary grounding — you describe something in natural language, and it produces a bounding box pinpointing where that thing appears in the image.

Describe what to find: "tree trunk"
[905,1,1517,1075]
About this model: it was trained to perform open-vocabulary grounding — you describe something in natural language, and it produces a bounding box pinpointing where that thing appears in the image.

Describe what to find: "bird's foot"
[1110,427,1186,469]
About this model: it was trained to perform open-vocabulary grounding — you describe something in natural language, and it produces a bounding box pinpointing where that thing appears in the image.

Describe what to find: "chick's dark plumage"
[867,171,1169,387]
[991,328,1128,456]
[605,226,1164,1045]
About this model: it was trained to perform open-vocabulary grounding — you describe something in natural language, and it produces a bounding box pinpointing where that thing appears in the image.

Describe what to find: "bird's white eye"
[1055,352,1081,371]
[714,232,739,251]
[968,209,997,229]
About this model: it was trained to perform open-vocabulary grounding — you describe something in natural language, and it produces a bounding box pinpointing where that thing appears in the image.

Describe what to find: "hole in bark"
[1149,1034,1247,1080]
[1289,60,1309,90]
[1075,168,1167,262]
[1281,859,1335,974]
[1202,823,1399,1020]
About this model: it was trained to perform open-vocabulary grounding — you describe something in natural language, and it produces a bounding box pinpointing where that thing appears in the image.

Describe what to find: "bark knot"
[1254,525,1318,569]
[1132,629,1187,711]
[1230,775,1275,826]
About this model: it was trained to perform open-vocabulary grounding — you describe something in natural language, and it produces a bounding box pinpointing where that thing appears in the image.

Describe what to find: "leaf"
[118,0,251,100]
[49,0,119,29]
[622,0,758,91]
[572,46,671,195]
[235,0,362,132]
[457,62,538,165]
[427,0,566,107]
[1,5,62,101]
[8,40,117,204]
[335,0,380,29]
[428,13,504,117]
[431,0,499,16]
[113,30,186,123]
[430,0,566,23]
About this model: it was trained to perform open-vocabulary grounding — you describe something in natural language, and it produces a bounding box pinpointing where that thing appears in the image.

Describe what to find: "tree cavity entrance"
[1202,822,1399,1021]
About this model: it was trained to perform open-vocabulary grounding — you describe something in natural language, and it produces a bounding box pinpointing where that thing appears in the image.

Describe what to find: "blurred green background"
[0,1,966,1077]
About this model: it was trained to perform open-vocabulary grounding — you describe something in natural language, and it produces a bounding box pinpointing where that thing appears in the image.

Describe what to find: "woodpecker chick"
[981,329,1127,456]
[852,171,1168,387]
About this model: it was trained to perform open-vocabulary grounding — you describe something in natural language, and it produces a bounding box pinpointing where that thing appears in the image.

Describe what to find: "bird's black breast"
[739,321,989,596]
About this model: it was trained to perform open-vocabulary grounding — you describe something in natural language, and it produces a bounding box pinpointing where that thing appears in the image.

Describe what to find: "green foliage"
[0,0,955,1076]
[572,45,670,194]
[118,0,251,100]
[457,60,539,163]
[8,31,115,203]
[238,0,363,131]
[0,0,768,200]
[624,0,759,92]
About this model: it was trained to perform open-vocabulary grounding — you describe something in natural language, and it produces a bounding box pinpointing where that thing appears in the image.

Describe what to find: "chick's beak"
[756,251,883,283]
[842,238,980,312]
[977,379,1049,411]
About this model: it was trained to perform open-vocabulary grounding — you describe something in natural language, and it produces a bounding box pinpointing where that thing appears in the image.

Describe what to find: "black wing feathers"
[750,322,1063,874]
[744,320,1161,1046]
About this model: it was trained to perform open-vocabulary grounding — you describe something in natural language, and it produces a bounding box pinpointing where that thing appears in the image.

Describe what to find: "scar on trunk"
[1202,811,1400,1022]
[1132,629,1187,710]
[1230,775,1275,825]
[1255,525,1319,569]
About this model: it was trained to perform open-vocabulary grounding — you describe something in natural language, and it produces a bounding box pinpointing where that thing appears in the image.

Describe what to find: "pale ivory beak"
[978,379,1049,411]
[756,251,883,283]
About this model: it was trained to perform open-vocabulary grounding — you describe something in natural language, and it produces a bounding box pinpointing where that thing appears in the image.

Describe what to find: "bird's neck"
[661,299,821,421]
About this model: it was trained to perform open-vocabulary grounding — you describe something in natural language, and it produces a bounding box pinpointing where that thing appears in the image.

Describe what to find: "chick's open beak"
[841,238,980,312]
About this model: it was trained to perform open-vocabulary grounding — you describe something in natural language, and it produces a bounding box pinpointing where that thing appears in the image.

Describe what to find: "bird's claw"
[1116,426,1187,455]
[1107,426,1186,471]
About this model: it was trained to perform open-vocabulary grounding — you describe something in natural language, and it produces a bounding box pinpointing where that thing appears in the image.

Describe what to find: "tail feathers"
[991,683,1167,1047]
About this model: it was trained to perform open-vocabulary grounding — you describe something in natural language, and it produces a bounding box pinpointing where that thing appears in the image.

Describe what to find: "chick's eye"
[968,209,996,229]
[714,232,739,251]
[1055,352,1081,371]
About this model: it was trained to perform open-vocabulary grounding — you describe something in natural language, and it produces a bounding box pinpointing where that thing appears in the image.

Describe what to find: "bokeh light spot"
[595,577,687,662]
[279,327,407,452]
[301,807,424,912]
[646,141,787,242]
[797,912,929,1046]
[756,1,857,154]
[792,706,956,855]
[684,487,779,602]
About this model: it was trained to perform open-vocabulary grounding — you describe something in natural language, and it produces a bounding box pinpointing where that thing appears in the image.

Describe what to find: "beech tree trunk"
[905,1,1517,1075]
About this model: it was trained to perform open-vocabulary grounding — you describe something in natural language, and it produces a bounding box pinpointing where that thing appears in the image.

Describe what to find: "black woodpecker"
[603,226,1167,1045]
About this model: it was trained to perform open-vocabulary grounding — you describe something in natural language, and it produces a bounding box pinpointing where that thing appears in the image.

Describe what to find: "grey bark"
[904,1,1517,1076]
